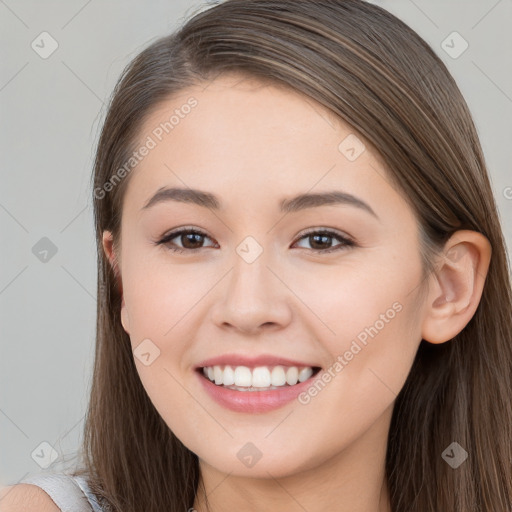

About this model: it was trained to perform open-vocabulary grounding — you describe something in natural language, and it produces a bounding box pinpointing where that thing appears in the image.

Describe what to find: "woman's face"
[105,73,428,478]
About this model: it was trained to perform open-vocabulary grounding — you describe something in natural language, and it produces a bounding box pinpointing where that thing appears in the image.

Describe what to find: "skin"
[102,73,491,512]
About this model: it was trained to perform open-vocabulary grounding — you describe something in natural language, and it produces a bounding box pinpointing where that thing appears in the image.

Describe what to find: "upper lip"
[195,353,321,369]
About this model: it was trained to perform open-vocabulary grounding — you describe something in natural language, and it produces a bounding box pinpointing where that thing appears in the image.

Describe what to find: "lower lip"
[196,369,320,413]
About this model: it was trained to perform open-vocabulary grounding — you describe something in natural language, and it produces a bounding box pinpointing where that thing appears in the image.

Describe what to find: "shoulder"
[0,483,61,511]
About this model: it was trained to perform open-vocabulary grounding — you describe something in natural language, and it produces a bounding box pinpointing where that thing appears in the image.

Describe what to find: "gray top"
[18,473,104,512]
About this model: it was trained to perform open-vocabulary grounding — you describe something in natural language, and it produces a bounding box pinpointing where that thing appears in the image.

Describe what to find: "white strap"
[18,473,93,512]
[73,475,104,512]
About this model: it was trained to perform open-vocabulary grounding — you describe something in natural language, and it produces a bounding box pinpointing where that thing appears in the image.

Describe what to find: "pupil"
[183,233,203,248]
[311,234,331,250]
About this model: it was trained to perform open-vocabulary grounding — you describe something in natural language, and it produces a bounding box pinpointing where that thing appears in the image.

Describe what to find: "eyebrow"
[141,186,378,218]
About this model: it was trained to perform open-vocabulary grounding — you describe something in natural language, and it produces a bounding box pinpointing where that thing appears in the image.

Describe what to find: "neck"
[193,405,393,512]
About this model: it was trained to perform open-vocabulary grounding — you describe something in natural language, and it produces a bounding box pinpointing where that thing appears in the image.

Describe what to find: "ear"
[102,230,130,334]
[421,230,491,344]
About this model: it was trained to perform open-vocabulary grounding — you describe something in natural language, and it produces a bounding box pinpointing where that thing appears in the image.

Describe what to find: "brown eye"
[178,232,206,249]
[157,228,217,253]
[308,234,334,250]
[293,230,355,254]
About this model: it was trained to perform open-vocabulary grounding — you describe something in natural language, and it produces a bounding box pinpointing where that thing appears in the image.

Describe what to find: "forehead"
[140,72,349,149]
[123,72,396,214]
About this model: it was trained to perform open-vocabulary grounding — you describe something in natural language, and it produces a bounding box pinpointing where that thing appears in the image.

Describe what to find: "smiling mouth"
[197,364,322,391]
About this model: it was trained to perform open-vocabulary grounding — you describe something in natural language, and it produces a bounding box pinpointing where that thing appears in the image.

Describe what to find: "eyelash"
[154,227,356,255]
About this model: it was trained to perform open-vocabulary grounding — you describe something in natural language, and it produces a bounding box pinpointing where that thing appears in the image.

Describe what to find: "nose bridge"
[232,239,270,296]
[211,235,292,332]
[229,238,276,310]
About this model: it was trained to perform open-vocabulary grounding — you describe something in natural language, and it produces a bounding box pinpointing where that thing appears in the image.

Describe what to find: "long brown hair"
[71,1,512,510]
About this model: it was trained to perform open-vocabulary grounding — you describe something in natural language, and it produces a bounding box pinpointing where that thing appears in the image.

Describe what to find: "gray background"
[1,0,511,487]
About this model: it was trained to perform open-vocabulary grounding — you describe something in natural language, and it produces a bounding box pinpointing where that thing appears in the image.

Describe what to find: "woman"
[4,0,511,511]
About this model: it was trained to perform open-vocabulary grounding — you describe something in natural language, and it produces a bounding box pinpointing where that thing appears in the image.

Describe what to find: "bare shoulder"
[0,483,61,512]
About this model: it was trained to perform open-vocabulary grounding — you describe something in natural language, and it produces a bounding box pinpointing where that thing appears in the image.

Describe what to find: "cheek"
[121,261,204,429]
[121,249,215,340]
[291,248,422,352]
[291,249,423,407]
[288,294,422,467]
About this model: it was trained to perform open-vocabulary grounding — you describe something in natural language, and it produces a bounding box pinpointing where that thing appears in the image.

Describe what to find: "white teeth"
[222,365,235,386]
[202,364,316,388]
[214,366,223,385]
[271,366,286,386]
[286,366,299,385]
[298,367,313,382]
[234,366,252,387]
[252,367,271,387]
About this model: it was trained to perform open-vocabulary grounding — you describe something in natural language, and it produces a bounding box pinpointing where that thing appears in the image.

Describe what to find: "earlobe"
[121,295,130,333]
[421,230,491,344]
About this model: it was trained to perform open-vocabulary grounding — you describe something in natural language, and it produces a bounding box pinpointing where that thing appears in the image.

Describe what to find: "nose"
[209,250,293,335]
